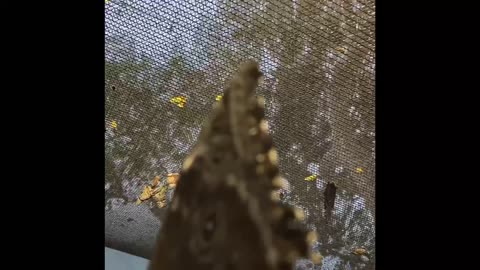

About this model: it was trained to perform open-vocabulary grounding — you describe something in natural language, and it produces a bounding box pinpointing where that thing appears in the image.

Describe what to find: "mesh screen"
[105,0,375,269]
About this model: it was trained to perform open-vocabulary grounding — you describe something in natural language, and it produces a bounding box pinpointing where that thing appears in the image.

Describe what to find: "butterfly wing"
[149,61,310,270]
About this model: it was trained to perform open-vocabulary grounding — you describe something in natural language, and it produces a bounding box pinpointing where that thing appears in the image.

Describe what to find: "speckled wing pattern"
[149,61,314,270]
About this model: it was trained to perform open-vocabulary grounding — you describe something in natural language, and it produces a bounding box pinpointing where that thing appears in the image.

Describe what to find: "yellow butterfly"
[336,47,348,54]
[170,96,187,108]
[151,176,161,188]
[139,186,153,201]
[153,186,168,208]
[167,173,180,188]
[352,248,368,256]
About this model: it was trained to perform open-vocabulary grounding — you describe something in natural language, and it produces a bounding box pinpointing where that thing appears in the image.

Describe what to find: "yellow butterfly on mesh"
[304,175,318,182]
[151,176,161,188]
[336,47,348,54]
[170,96,187,108]
[356,168,364,173]
[167,173,180,188]
[216,95,223,101]
[353,248,368,256]
[111,121,117,129]
[139,186,153,201]
[153,186,168,208]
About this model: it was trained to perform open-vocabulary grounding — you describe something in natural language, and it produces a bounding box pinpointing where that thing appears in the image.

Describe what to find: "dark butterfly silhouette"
[149,61,313,270]
[324,182,337,223]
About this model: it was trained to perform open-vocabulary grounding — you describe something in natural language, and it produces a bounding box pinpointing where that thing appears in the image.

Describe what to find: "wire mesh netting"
[105,0,375,269]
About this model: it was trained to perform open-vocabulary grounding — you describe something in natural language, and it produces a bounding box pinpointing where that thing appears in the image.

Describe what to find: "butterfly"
[149,60,313,270]
[324,182,337,223]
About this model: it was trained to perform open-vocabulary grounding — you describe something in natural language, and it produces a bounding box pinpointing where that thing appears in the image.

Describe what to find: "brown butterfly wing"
[324,182,337,222]
[149,61,309,270]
